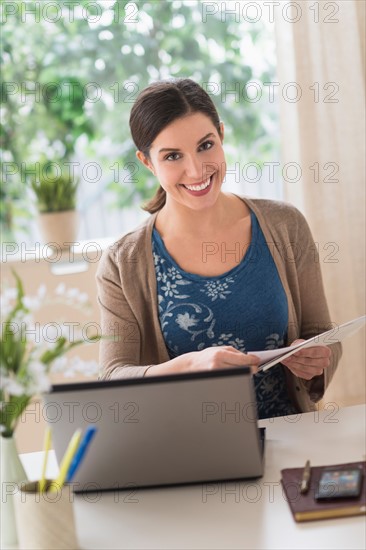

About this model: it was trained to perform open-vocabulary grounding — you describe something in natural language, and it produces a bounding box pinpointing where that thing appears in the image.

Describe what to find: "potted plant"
[0,270,100,546]
[31,163,80,249]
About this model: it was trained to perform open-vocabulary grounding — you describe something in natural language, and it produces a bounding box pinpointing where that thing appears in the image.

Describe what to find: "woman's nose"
[183,155,204,181]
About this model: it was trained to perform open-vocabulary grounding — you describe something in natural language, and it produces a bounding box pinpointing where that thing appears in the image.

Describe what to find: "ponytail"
[142,185,166,214]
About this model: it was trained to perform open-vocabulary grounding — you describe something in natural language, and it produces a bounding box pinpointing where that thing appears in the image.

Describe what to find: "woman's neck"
[155,192,249,240]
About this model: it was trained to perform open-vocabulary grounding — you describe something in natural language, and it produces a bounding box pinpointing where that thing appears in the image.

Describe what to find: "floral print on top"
[152,211,298,419]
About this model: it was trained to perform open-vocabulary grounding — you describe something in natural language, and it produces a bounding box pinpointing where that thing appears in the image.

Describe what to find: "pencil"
[39,427,52,493]
[49,429,82,493]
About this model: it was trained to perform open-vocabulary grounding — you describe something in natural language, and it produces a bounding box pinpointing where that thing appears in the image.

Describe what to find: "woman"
[96,78,341,419]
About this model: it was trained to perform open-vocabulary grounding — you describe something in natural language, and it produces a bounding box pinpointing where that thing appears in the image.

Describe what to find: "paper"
[255,314,366,372]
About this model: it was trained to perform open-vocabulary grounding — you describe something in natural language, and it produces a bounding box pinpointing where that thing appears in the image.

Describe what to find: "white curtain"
[274,1,365,406]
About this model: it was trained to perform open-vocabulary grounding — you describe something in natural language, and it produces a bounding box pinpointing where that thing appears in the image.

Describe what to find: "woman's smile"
[180,173,215,195]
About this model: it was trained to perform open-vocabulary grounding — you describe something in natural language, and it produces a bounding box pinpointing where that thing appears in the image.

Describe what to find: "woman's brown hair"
[129,78,222,214]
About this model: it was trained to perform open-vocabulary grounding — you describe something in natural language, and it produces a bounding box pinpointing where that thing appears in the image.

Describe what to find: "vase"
[0,436,28,547]
[37,210,80,250]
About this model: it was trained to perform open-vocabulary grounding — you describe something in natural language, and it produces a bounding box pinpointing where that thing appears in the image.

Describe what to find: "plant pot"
[0,436,28,547]
[37,210,80,250]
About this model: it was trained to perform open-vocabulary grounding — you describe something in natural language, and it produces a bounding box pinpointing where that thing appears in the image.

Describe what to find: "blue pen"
[66,425,97,482]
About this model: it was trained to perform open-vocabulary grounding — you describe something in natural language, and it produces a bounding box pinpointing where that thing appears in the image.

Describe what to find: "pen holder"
[13,480,80,550]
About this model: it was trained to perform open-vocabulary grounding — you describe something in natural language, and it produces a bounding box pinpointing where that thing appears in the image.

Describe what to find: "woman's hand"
[145,346,260,377]
[281,339,332,380]
[185,346,260,375]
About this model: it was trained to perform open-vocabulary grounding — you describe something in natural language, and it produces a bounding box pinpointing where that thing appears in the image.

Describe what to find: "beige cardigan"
[96,196,342,413]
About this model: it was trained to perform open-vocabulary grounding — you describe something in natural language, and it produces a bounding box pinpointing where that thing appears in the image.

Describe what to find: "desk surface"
[20,404,366,550]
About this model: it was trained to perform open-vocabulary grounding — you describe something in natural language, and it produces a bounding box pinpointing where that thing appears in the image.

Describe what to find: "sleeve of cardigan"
[95,245,153,380]
[291,208,342,402]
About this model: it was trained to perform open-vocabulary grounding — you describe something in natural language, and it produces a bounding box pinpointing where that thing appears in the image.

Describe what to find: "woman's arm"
[145,347,260,376]
[283,207,342,399]
[96,250,149,379]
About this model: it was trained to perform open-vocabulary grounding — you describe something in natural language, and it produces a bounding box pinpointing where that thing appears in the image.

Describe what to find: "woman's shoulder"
[236,195,310,232]
[244,195,304,218]
[97,214,155,273]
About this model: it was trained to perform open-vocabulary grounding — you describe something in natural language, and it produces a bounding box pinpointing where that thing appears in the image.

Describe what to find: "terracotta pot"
[37,210,80,250]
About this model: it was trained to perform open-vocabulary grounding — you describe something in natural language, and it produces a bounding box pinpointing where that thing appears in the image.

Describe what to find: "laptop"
[44,367,265,491]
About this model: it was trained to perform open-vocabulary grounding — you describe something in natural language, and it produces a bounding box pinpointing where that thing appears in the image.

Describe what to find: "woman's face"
[137,112,226,211]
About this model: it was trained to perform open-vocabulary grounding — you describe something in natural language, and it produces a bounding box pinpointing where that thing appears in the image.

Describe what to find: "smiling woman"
[138,113,225,209]
[96,78,342,420]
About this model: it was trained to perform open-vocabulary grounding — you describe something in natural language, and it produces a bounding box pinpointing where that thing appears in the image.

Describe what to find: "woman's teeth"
[183,177,211,191]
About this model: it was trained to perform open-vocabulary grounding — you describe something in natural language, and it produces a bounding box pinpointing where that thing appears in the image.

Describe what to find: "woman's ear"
[136,151,155,174]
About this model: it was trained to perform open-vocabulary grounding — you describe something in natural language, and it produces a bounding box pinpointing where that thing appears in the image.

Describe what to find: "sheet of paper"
[252,347,294,365]
[255,314,366,372]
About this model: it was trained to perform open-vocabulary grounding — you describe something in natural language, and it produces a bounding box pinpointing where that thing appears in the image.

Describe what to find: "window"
[1,0,281,247]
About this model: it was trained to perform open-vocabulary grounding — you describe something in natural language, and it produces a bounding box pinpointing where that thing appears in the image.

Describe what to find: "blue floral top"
[152,211,298,419]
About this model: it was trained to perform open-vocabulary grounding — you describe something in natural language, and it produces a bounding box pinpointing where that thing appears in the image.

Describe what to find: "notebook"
[44,367,265,491]
[281,461,366,522]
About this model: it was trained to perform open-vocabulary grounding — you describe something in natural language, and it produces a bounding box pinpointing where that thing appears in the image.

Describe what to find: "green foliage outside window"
[1,0,278,242]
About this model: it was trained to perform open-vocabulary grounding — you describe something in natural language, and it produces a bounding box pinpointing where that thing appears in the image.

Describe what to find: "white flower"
[265,333,284,350]
[153,252,165,267]
[22,323,41,345]
[3,288,17,301]
[0,302,14,318]
[22,295,41,311]
[200,277,235,302]
[12,312,35,336]
[81,361,100,377]
[0,376,25,396]
[77,292,88,304]
[50,356,68,372]
[176,312,198,330]
[61,357,100,377]
[0,288,17,317]
[37,284,47,299]
[22,314,35,327]
[166,267,183,282]
[161,281,179,297]
[32,345,49,360]
[66,288,80,299]
[68,356,86,371]
[27,375,51,395]
[26,361,51,394]
[13,310,30,324]
[55,283,66,295]
[42,324,63,343]
[156,271,167,283]
[211,335,246,353]
[28,361,47,376]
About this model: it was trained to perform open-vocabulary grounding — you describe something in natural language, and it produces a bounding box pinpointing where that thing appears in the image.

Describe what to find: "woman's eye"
[199,140,214,151]
[164,141,213,161]
[165,152,180,161]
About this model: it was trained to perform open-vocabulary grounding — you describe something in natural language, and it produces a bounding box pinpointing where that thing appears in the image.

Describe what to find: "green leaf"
[31,165,79,213]
[0,395,31,437]
[0,321,27,374]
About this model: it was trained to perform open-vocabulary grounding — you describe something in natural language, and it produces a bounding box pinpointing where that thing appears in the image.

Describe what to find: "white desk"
[21,404,366,550]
